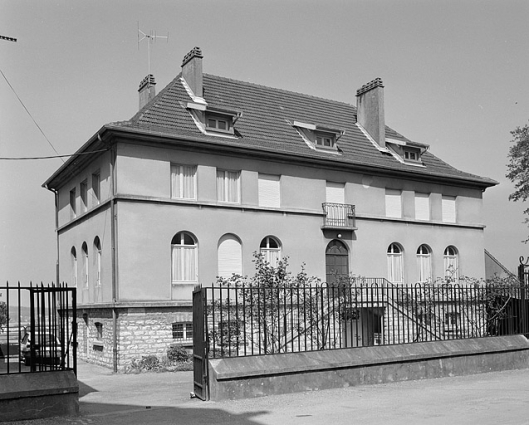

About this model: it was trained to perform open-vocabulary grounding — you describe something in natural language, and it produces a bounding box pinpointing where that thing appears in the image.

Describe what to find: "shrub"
[167,344,190,363]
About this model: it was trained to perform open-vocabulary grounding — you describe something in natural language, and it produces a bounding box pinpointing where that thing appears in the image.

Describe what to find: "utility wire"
[0,68,65,163]
[0,148,109,161]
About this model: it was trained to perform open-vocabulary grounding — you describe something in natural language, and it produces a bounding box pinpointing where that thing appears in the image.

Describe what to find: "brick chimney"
[138,74,156,110]
[356,78,385,148]
[181,46,203,98]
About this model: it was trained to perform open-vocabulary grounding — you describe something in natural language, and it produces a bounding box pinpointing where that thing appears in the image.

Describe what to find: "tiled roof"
[113,73,497,187]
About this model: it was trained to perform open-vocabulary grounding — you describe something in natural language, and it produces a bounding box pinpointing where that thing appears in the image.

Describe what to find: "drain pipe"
[109,142,118,373]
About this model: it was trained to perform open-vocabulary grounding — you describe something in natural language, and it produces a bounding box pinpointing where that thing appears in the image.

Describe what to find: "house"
[43,47,497,369]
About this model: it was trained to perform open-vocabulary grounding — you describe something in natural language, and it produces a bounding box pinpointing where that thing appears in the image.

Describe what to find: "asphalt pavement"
[2,361,529,424]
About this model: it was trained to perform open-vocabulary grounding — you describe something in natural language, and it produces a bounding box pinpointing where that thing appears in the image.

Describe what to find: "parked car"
[19,328,62,366]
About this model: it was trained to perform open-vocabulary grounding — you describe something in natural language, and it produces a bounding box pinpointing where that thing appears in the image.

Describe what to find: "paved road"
[2,361,529,424]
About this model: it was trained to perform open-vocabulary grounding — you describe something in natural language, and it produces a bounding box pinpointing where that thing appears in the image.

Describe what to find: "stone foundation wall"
[77,304,192,370]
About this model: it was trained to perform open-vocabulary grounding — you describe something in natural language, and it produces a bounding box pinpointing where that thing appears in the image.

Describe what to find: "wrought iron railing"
[0,282,77,375]
[201,279,529,359]
[322,203,355,228]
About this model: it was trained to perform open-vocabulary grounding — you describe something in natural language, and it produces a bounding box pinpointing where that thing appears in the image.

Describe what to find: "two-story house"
[43,47,497,369]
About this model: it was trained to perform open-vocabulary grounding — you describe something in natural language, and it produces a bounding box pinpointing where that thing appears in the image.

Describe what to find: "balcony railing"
[322,203,356,229]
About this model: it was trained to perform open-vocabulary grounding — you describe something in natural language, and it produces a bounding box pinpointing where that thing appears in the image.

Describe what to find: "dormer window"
[315,133,336,149]
[292,121,343,153]
[404,149,419,162]
[185,101,241,137]
[206,114,231,133]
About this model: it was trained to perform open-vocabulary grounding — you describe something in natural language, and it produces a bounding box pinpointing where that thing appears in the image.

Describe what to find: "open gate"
[192,285,208,400]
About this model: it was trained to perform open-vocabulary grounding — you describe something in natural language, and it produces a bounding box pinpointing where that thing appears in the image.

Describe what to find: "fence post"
[519,257,528,335]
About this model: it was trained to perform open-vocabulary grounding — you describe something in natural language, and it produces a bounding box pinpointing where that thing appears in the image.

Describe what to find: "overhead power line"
[0,68,64,163]
[0,148,109,161]
[0,35,17,42]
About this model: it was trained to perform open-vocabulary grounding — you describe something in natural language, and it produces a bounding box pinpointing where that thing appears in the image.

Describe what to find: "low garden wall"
[0,371,78,422]
[208,335,529,400]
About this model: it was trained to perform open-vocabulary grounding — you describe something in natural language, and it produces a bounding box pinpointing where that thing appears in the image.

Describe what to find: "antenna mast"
[138,22,168,76]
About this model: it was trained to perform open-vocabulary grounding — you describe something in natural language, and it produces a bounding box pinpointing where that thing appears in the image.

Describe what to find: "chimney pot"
[181,46,203,98]
[138,74,156,110]
[356,78,385,147]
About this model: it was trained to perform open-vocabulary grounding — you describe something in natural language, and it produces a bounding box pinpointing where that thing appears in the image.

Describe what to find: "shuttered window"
[415,193,430,221]
[385,189,402,218]
[171,165,197,200]
[218,235,242,278]
[326,182,345,204]
[258,174,280,208]
[442,196,456,223]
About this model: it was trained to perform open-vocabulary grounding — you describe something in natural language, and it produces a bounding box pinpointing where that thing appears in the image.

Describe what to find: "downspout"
[53,188,60,285]
[109,143,118,373]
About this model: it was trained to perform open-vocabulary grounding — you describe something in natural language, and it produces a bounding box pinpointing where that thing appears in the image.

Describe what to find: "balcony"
[322,203,356,229]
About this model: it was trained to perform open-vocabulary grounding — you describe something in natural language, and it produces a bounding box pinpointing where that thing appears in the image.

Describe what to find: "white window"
[171,232,198,283]
[415,193,430,221]
[70,188,76,218]
[217,170,240,203]
[206,114,231,133]
[416,244,432,283]
[82,242,88,288]
[171,165,197,200]
[387,243,403,284]
[444,246,459,281]
[71,247,77,287]
[258,174,280,208]
[315,132,336,149]
[218,234,242,278]
[94,237,101,287]
[260,236,281,266]
[404,149,419,161]
[172,322,193,340]
[385,189,402,218]
[80,180,88,213]
[92,172,100,206]
[442,196,456,223]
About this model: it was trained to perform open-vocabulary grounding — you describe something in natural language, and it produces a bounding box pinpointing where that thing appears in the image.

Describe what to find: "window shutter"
[442,196,456,223]
[385,189,402,218]
[326,182,345,204]
[415,193,430,221]
[258,174,280,208]
[218,235,242,278]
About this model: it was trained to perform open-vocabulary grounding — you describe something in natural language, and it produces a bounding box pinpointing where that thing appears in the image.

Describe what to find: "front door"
[326,239,349,285]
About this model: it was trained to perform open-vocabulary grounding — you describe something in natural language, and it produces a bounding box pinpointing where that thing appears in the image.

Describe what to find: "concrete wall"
[207,335,529,400]
[0,371,78,422]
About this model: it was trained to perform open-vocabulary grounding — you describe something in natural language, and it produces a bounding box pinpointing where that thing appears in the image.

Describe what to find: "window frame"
[172,322,193,341]
[205,113,233,134]
[216,169,241,204]
[387,243,404,284]
[416,244,432,283]
[92,172,101,206]
[171,232,198,284]
[171,164,197,200]
[80,180,88,213]
[314,131,336,149]
[444,245,459,281]
[260,236,282,266]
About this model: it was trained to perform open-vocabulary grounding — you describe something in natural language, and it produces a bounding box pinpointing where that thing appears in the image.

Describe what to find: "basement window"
[172,322,193,341]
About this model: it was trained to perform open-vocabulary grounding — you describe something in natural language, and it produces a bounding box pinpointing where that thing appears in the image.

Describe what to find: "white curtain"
[217,170,239,203]
[387,252,403,283]
[172,165,196,199]
[172,245,197,283]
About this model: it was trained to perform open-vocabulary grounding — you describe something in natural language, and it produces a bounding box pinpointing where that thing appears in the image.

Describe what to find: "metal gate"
[192,285,208,400]
[28,284,77,374]
[517,257,529,336]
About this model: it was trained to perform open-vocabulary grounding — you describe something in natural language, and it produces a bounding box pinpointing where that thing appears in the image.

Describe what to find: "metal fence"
[0,283,77,375]
[202,279,529,359]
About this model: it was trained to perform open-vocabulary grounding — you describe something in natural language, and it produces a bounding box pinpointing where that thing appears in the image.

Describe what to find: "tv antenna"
[138,22,168,76]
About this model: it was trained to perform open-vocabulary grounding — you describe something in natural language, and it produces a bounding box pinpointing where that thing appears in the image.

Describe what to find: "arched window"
[416,244,432,283]
[171,232,198,283]
[260,236,281,266]
[94,237,101,287]
[218,234,242,278]
[326,240,349,285]
[71,247,77,287]
[444,246,459,281]
[387,243,403,284]
[82,242,88,288]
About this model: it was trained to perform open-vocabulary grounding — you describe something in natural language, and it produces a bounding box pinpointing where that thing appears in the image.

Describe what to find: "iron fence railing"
[322,203,355,228]
[0,282,77,375]
[202,279,529,359]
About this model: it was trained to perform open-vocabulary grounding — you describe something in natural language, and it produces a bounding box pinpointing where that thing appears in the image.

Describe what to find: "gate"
[517,257,529,336]
[192,285,208,400]
[28,284,77,374]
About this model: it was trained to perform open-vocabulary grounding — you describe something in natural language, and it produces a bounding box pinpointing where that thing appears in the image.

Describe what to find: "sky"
[1,0,528,284]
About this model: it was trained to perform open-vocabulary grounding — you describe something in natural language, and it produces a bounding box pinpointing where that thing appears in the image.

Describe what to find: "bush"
[167,344,191,363]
